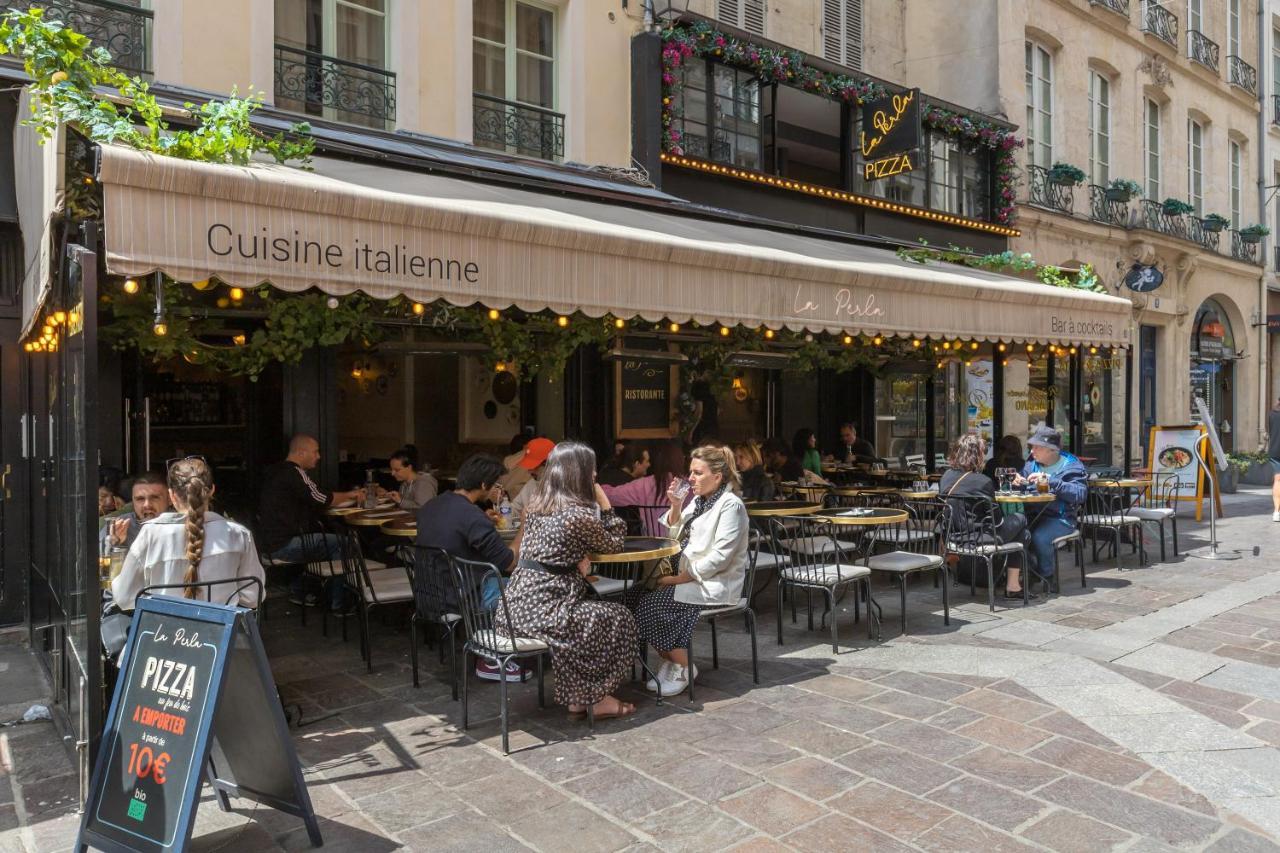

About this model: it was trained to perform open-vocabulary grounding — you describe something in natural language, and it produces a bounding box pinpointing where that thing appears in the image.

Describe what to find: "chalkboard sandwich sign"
[614,340,680,439]
[77,595,321,852]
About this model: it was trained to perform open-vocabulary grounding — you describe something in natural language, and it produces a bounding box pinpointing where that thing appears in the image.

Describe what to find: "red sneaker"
[475,660,531,682]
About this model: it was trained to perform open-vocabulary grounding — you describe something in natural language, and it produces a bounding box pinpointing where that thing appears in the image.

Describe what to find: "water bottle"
[498,494,512,530]
[364,469,377,509]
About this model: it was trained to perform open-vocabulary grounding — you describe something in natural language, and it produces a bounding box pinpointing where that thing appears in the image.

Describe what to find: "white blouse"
[111,511,266,611]
[662,491,750,606]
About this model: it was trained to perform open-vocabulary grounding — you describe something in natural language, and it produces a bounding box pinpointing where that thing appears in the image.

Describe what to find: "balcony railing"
[1027,165,1075,215]
[472,94,565,162]
[1187,30,1219,73]
[273,44,396,128]
[1139,199,1190,241]
[1089,0,1130,17]
[1230,230,1260,265]
[1227,55,1257,94]
[1088,185,1131,227]
[4,0,153,75]
[1185,216,1220,253]
[1273,95,1280,126]
[1274,245,1280,272]
[1141,2,1178,48]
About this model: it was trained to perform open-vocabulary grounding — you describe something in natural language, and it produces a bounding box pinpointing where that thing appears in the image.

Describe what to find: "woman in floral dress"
[502,441,639,720]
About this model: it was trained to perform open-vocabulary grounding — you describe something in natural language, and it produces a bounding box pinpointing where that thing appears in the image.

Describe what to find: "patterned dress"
[500,504,638,707]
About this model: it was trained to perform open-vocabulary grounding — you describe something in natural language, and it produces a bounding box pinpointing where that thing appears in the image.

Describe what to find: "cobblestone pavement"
[5,488,1280,851]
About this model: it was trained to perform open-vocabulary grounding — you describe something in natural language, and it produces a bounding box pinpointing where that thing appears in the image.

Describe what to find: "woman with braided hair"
[111,457,265,611]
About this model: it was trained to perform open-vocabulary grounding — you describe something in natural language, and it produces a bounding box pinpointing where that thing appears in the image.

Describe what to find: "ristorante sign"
[860,89,921,182]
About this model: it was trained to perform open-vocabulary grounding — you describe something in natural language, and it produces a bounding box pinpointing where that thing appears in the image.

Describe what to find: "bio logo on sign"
[127,797,147,822]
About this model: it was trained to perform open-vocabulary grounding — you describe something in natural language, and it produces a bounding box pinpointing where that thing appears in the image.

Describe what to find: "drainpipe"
[1258,0,1269,451]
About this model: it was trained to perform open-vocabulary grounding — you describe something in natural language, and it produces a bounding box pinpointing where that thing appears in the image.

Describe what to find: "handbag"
[636,556,678,592]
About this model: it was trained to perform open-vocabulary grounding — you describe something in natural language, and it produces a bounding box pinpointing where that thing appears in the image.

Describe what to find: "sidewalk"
[4,489,1280,851]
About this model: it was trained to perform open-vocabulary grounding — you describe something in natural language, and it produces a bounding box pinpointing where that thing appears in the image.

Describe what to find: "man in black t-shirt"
[258,434,364,610]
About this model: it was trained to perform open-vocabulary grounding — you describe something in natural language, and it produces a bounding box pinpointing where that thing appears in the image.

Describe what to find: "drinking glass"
[672,479,692,501]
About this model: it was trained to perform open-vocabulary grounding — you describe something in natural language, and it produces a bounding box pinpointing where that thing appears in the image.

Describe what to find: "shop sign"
[1267,314,1280,334]
[860,88,921,182]
[1123,263,1164,293]
[614,341,678,439]
[1197,338,1224,359]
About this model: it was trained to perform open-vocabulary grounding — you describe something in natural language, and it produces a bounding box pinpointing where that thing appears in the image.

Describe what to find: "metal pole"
[1123,345,1133,476]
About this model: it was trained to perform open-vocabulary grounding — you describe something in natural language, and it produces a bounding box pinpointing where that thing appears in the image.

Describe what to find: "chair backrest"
[337,528,383,603]
[299,525,341,578]
[449,556,511,654]
[1138,472,1180,508]
[944,494,1001,546]
[139,576,264,608]
[1086,480,1130,519]
[904,453,925,470]
[767,515,855,584]
[868,508,942,556]
[411,545,457,622]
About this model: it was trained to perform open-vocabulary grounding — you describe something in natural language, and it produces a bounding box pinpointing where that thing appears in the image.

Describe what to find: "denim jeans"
[1027,516,1076,578]
[272,533,348,610]
[481,574,505,612]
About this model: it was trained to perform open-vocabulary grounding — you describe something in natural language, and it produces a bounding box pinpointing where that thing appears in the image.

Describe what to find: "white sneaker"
[646,661,672,692]
[1273,511,1280,522]
[657,664,690,697]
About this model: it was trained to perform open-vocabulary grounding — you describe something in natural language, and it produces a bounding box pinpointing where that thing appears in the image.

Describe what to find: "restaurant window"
[875,372,930,466]
[473,0,559,159]
[822,0,863,71]
[773,84,841,187]
[674,60,762,169]
[1024,41,1054,168]
[1188,118,1204,216]
[1144,98,1161,200]
[275,0,391,128]
[1050,354,1073,453]
[1088,71,1110,185]
[1229,140,1242,229]
[1191,299,1236,450]
[925,132,992,220]
[718,0,766,37]
[1081,349,1115,466]
[1003,353,1050,443]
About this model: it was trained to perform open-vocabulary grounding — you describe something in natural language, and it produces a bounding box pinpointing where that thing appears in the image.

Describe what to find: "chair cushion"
[947,540,1023,555]
[874,528,934,544]
[1129,507,1174,521]
[781,563,871,585]
[471,630,549,653]
[700,598,748,617]
[364,568,414,603]
[590,576,629,597]
[1051,530,1082,547]
[1080,514,1140,527]
[865,551,943,574]
[752,551,788,569]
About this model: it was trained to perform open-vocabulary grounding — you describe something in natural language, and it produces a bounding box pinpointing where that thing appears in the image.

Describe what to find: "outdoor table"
[898,490,938,500]
[344,509,414,527]
[1090,479,1152,489]
[589,536,680,564]
[831,486,896,496]
[380,519,417,538]
[326,501,394,517]
[745,501,825,517]
[814,508,909,526]
[994,492,1055,504]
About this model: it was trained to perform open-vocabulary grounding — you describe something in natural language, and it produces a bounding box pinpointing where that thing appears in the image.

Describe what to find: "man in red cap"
[509,437,556,520]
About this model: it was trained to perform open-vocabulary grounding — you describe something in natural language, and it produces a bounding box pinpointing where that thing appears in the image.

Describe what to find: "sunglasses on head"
[166,455,207,471]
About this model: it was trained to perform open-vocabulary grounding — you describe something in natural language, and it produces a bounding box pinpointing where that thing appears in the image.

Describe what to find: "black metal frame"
[6,0,153,76]
[409,545,462,699]
[768,516,879,651]
[1227,55,1257,94]
[943,495,1034,610]
[472,93,566,162]
[1187,29,1220,73]
[1142,2,1179,49]
[273,43,396,128]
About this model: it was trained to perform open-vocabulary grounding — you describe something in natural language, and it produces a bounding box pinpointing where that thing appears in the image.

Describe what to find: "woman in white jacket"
[629,445,749,696]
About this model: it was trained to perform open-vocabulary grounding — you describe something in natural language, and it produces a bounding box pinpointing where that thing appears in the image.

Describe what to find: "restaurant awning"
[97,143,1133,347]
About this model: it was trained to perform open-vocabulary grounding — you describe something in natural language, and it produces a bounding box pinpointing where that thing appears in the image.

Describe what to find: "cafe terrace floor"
[6,491,1280,852]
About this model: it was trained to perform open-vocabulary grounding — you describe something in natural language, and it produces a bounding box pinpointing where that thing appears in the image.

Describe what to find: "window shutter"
[718,0,766,36]
[822,0,862,70]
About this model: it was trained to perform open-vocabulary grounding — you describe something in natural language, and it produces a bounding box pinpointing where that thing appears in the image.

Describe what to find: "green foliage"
[1241,223,1272,237]
[0,7,313,167]
[1107,178,1141,197]
[1226,451,1270,474]
[1202,213,1230,227]
[1047,163,1086,185]
[896,243,1104,293]
[1161,198,1195,216]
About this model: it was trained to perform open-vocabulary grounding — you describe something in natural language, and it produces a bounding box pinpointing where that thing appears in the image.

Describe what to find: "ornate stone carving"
[1138,53,1173,87]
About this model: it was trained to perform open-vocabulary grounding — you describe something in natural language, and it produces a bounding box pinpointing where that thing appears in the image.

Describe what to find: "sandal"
[584,697,636,722]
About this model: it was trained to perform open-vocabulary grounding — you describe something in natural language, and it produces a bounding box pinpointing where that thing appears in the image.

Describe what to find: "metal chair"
[864,506,948,634]
[768,516,878,651]
[686,536,761,700]
[1050,529,1086,590]
[409,545,464,698]
[943,495,1027,612]
[139,576,265,608]
[338,528,414,673]
[296,526,346,637]
[450,557,548,755]
[1080,481,1146,571]
[1126,473,1179,560]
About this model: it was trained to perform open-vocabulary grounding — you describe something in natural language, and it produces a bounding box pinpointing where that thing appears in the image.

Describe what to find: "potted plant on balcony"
[1161,198,1195,217]
[1105,178,1142,203]
[1048,163,1086,186]
[1201,213,1229,233]
[1240,224,1271,244]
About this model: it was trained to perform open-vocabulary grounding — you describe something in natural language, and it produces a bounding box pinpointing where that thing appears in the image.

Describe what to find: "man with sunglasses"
[258,435,364,610]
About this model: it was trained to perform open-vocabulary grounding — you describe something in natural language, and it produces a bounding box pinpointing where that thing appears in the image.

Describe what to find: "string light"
[720,326,730,337]
[614,318,625,329]
[22,342,32,352]
[122,278,139,295]
[764,329,774,339]
[494,361,506,373]
[997,343,1006,352]
[351,364,363,379]
[232,333,246,346]
[872,336,883,346]
[191,279,214,291]
[1089,346,1098,354]
[669,322,680,333]
[912,339,921,348]
[941,342,950,350]
[53,311,66,325]
[1069,346,1077,355]
[412,302,425,315]
[488,308,500,321]
[153,322,168,337]
[229,287,244,301]
[557,315,569,328]
[970,342,979,350]
[843,335,853,345]
[1001,359,1008,367]
[216,297,230,309]
[1026,344,1035,352]
[41,325,52,338]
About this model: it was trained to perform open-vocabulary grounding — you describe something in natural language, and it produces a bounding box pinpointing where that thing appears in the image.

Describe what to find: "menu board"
[79,597,321,852]
[1147,424,1206,505]
[614,343,678,439]
[964,359,994,456]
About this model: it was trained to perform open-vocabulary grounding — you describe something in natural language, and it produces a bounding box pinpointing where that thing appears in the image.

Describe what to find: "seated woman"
[982,434,1026,481]
[792,428,823,477]
[627,445,749,697]
[500,442,639,721]
[112,457,265,610]
[733,441,775,502]
[383,446,438,510]
[602,439,688,536]
[939,434,1027,597]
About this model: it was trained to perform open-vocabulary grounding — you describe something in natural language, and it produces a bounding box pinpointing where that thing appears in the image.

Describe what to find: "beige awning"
[98,143,1133,347]
[14,91,65,338]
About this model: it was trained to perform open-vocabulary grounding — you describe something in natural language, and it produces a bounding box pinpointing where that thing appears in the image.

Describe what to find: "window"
[718,0,766,37]
[924,132,992,219]
[673,61,761,170]
[1187,0,1201,34]
[473,0,559,159]
[1088,72,1110,185]
[1228,0,1240,56]
[1145,98,1161,199]
[1188,118,1204,215]
[1025,42,1053,168]
[1273,27,1280,93]
[822,0,863,70]
[274,0,391,128]
[1229,140,1242,228]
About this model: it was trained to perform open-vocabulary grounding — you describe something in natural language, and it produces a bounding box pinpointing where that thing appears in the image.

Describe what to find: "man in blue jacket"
[1015,426,1087,587]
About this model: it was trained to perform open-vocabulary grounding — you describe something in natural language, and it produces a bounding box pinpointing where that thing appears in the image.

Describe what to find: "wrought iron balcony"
[1273,95,1280,126]
[1187,30,1219,73]
[1141,2,1178,48]
[473,94,565,161]
[2,0,153,75]
[1227,56,1257,95]
[273,44,396,128]
[1088,185,1132,228]
[1026,165,1075,215]
[1089,0,1130,18]
[1139,199,1189,241]
[1274,245,1280,272]
[1230,230,1260,265]
[1185,216,1220,253]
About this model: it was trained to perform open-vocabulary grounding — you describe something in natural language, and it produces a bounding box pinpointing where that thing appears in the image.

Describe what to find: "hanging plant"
[1201,213,1229,233]
[1047,163,1086,186]
[1161,198,1195,217]
[897,242,1104,293]
[1105,178,1141,202]
[1239,223,1271,243]
[660,21,1023,225]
